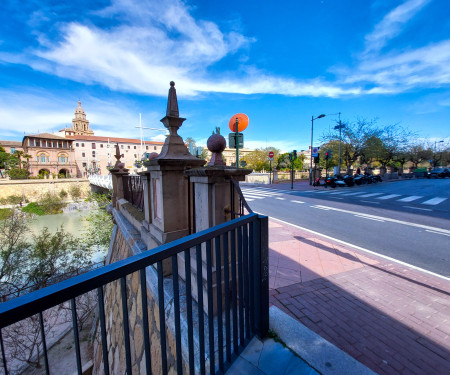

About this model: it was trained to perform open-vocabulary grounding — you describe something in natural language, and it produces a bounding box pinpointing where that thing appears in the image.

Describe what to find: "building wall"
[22,135,76,177]
[67,136,164,177]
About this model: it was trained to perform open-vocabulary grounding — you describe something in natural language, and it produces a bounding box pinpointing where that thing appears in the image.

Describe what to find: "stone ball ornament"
[148,152,159,160]
[207,134,227,166]
[207,134,226,153]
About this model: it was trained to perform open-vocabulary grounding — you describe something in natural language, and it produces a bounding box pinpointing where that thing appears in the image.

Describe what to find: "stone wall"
[0,179,91,202]
[91,210,207,375]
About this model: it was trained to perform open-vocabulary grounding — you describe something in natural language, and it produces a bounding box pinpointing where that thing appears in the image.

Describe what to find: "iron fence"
[123,175,144,211]
[0,212,269,375]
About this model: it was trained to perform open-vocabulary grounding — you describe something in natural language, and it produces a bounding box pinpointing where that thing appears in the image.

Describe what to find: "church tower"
[72,101,94,136]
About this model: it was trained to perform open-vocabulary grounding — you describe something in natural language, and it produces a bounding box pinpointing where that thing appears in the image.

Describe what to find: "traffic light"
[325,149,332,160]
[289,153,293,161]
[293,150,297,160]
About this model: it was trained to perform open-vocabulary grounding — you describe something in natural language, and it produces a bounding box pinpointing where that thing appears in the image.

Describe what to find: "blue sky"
[0,0,449,152]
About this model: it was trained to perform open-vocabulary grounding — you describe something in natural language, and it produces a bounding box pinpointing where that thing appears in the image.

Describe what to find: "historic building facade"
[56,101,164,176]
[21,133,76,177]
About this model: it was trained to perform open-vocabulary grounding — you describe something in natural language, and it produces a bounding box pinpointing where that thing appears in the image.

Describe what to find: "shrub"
[59,189,68,199]
[0,208,12,220]
[69,184,82,201]
[8,168,29,180]
[37,192,66,214]
[0,195,23,206]
[22,202,45,216]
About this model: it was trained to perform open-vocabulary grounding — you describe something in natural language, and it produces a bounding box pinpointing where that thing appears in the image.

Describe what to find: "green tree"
[407,144,433,169]
[321,118,377,173]
[242,147,280,172]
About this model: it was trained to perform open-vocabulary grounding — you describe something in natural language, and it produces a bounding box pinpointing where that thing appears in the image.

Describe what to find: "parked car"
[427,168,450,178]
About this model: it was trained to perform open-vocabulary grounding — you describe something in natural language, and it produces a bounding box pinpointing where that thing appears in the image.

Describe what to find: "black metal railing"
[0,213,269,375]
[123,175,144,211]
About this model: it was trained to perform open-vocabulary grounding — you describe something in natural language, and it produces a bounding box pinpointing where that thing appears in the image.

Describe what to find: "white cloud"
[0,90,162,140]
[363,0,431,55]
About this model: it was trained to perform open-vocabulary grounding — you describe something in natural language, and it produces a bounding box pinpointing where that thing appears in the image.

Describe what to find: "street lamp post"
[310,114,326,185]
[333,112,344,174]
[434,140,444,166]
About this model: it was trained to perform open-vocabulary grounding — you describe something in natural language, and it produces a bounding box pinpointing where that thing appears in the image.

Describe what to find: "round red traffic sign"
[268,151,274,158]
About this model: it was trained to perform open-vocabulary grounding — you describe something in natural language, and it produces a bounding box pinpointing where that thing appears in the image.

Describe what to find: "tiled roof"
[0,140,22,147]
[24,133,70,140]
[66,135,164,145]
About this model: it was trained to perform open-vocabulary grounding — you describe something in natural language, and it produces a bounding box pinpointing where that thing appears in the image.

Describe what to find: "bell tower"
[72,101,94,136]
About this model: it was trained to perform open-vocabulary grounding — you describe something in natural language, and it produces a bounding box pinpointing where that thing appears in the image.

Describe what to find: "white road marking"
[339,192,365,196]
[328,191,347,195]
[354,215,385,222]
[426,230,450,237]
[268,217,450,282]
[358,193,383,198]
[275,197,286,200]
[397,195,423,202]
[360,200,380,204]
[422,197,447,205]
[292,200,305,204]
[376,194,401,200]
[403,206,432,211]
[245,198,254,201]
[311,205,450,235]
[311,205,331,210]
[242,194,265,199]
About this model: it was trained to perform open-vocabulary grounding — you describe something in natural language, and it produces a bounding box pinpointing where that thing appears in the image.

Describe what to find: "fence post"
[253,215,269,337]
[109,143,129,209]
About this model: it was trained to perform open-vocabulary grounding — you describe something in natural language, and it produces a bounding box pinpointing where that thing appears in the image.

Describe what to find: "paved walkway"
[267,218,450,375]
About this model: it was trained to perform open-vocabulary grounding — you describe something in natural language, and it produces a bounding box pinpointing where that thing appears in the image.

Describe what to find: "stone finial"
[166,81,179,117]
[207,134,227,166]
[114,143,125,169]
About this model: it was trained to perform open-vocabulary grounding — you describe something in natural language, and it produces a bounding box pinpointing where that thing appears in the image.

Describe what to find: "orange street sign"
[229,113,249,132]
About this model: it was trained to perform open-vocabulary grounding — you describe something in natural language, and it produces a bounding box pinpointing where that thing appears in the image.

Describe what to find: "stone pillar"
[182,134,251,314]
[139,171,152,231]
[141,82,205,275]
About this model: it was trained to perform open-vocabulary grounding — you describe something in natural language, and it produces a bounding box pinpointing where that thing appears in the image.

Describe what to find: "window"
[134,154,137,158]
[134,146,136,149]
[128,146,130,149]
[10,147,15,154]
[58,142,63,148]
[76,143,79,147]
[154,146,157,150]
[121,145,124,149]
[146,146,148,150]
[36,140,40,147]
[100,144,103,148]
[82,152,85,157]
[81,143,85,147]
[92,143,96,149]
[92,151,96,157]
[40,155,45,163]
[82,162,87,168]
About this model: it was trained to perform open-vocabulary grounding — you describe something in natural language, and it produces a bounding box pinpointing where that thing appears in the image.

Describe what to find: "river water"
[28,210,108,262]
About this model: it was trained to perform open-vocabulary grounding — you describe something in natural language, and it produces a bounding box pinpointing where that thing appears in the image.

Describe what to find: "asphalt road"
[241,179,450,277]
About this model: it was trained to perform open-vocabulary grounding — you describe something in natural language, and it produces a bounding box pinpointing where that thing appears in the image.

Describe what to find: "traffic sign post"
[229,113,249,168]
[268,151,274,184]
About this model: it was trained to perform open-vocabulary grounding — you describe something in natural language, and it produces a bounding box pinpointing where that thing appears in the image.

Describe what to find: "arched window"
[37,152,49,164]
[58,153,69,164]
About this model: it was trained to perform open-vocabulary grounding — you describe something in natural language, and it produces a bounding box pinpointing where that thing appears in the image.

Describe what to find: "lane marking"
[376,194,401,200]
[292,200,305,204]
[422,197,447,205]
[359,200,380,204]
[328,191,347,195]
[339,192,366,196]
[354,215,385,222]
[358,193,383,198]
[246,198,254,201]
[267,216,450,282]
[311,205,450,234]
[403,206,432,211]
[397,195,423,202]
[311,205,331,210]
[276,197,286,200]
[426,230,450,237]
[242,194,265,199]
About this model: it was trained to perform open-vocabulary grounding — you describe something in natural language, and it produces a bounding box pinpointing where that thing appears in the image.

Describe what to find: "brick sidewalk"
[267,219,450,375]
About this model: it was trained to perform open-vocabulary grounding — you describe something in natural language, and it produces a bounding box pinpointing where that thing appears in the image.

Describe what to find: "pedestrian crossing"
[240,187,448,207]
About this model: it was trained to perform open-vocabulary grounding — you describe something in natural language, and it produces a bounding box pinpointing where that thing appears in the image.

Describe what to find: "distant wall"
[0,179,91,202]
